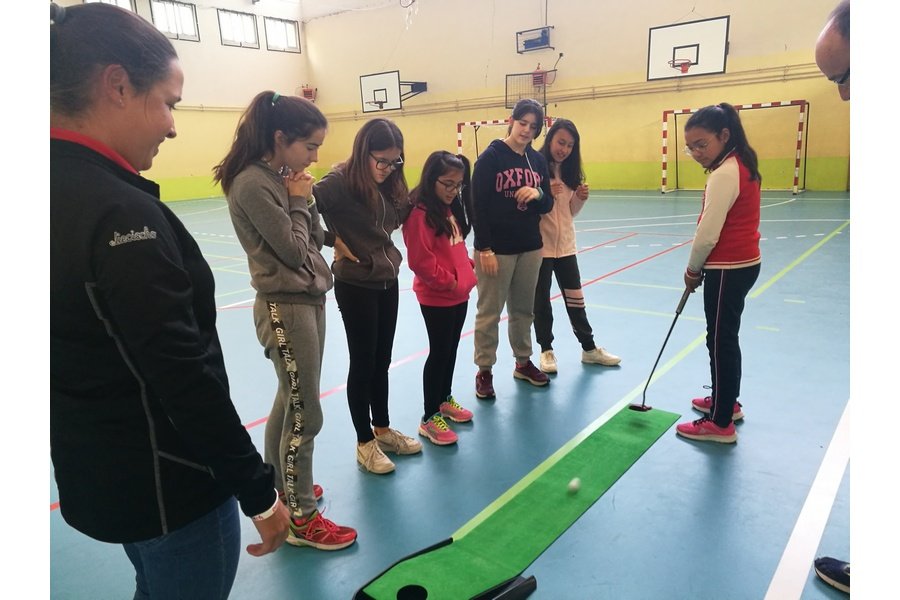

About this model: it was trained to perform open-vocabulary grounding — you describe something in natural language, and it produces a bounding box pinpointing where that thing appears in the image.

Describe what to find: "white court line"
[764,399,850,600]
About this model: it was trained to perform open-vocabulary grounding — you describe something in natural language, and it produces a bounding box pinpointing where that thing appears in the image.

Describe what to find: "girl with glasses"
[533,118,621,375]
[676,102,762,444]
[314,118,422,474]
[213,91,357,551]
[402,151,477,445]
[471,98,554,400]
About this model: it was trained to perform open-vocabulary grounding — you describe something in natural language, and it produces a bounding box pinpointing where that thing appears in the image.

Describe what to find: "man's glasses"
[832,67,850,86]
[437,180,466,193]
[370,153,404,171]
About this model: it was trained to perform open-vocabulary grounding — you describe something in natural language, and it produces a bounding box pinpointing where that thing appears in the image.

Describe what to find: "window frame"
[263,16,301,54]
[150,1,200,43]
[217,9,260,49]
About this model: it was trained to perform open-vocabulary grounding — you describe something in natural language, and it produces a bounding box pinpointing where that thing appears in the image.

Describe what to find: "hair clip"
[271,92,281,106]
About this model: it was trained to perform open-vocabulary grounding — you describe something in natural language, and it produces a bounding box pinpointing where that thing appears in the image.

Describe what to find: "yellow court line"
[750,220,849,299]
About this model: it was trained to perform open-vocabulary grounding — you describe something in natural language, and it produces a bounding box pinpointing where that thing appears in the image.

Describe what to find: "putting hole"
[397,585,428,599]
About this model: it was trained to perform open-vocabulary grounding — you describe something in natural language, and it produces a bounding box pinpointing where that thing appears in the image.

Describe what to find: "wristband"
[685,268,702,280]
[250,490,280,522]
[480,250,495,257]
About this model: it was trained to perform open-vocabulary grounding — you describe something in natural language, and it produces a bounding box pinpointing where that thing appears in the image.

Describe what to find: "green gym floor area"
[50,190,850,599]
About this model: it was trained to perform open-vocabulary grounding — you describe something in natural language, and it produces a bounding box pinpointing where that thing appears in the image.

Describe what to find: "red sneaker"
[475,370,495,399]
[513,360,550,386]
[691,396,744,421]
[675,417,737,443]
[287,510,357,551]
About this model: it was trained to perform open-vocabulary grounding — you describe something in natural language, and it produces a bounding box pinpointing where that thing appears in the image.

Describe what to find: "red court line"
[50,238,688,513]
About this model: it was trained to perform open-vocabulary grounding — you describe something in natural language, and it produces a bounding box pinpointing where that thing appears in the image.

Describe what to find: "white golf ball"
[568,477,581,493]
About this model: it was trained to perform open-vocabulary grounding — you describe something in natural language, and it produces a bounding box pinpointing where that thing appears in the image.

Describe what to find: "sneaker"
[418,414,458,445]
[356,439,395,474]
[513,360,550,386]
[440,396,473,423]
[691,396,744,421]
[375,428,423,455]
[581,347,621,366]
[813,556,850,594]
[475,370,495,399]
[675,417,737,443]
[287,510,357,551]
[539,350,558,373]
[278,484,324,505]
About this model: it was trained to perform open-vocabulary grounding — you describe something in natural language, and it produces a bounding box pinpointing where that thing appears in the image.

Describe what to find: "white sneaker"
[539,350,558,373]
[582,347,621,366]
[374,428,423,455]
[356,439,395,474]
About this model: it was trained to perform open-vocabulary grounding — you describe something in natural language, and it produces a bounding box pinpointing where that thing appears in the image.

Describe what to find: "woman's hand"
[285,170,314,199]
[479,250,498,276]
[514,186,542,205]
[334,236,359,263]
[575,183,589,201]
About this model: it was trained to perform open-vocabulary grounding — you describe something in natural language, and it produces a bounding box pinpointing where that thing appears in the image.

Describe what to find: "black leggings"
[533,255,595,351]
[333,279,399,443]
[420,301,468,420]
[703,264,760,427]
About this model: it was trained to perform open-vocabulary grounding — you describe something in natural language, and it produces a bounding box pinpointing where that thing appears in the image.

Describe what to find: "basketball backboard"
[360,71,402,113]
[647,16,729,81]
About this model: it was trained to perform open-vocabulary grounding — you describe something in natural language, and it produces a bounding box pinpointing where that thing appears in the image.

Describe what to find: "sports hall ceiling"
[297,0,415,21]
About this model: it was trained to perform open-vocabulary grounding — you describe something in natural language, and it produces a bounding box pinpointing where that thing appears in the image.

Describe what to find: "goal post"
[661,99,809,194]
[456,117,554,159]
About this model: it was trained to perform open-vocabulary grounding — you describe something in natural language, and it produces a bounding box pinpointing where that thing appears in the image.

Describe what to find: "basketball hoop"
[365,100,386,110]
[668,59,692,74]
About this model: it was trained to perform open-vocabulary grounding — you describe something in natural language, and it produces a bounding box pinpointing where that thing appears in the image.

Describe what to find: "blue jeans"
[123,497,240,600]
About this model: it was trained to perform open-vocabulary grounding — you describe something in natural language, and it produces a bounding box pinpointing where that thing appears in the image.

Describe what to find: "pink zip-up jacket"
[539,178,587,258]
[402,204,477,307]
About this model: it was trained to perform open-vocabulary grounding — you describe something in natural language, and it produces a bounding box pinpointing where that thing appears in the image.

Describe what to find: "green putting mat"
[357,406,679,600]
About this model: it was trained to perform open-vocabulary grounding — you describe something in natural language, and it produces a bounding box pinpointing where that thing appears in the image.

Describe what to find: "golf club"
[629,287,692,412]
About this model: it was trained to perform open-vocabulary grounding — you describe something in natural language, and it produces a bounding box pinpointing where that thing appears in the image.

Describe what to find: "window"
[218,9,259,49]
[264,17,300,53]
[84,0,135,10]
[151,1,199,42]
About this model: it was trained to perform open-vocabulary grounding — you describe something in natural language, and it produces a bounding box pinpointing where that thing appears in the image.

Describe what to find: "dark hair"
[539,118,584,190]
[830,0,849,39]
[507,98,545,138]
[338,118,409,209]
[50,2,177,117]
[685,103,761,183]
[213,91,328,194]
[409,152,474,239]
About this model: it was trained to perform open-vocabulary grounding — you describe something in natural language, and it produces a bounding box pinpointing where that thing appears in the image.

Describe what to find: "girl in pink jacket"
[403,152,477,445]
[534,119,621,374]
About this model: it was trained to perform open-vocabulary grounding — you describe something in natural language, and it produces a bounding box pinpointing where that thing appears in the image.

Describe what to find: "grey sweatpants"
[254,297,325,519]
[473,248,543,369]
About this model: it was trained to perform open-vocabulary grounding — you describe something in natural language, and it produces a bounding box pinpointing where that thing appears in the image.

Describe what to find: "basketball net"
[404,0,419,29]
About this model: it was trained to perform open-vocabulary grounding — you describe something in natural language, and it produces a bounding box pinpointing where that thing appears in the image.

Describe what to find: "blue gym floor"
[49,190,850,599]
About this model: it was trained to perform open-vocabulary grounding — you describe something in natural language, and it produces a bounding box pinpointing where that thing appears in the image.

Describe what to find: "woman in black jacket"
[50,4,288,597]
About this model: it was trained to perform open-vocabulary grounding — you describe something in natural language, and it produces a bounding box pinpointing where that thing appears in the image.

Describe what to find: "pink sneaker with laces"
[675,417,737,443]
[691,396,744,421]
[287,510,357,551]
[439,396,473,423]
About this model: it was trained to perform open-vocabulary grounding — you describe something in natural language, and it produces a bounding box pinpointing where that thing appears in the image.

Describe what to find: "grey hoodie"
[227,161,333,304]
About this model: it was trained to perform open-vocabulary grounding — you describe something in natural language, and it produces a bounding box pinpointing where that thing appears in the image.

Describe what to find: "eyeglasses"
[370,153,404,171]
[831,67,850,86]
[437,179,466,193]
[684,139,711,155]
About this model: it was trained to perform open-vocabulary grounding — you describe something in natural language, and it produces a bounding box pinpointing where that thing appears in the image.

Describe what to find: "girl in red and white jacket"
[676,103,762,444]
[402,152,477,446]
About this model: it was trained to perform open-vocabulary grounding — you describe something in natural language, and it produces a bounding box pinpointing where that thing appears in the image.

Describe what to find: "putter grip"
[675,287,691,315]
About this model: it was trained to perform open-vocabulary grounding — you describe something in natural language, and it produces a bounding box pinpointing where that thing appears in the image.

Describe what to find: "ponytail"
[213,91,327,194]
[685,103,761,183]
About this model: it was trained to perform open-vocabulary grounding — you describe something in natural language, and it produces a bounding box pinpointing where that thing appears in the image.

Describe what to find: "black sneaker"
[814,556,850,594]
